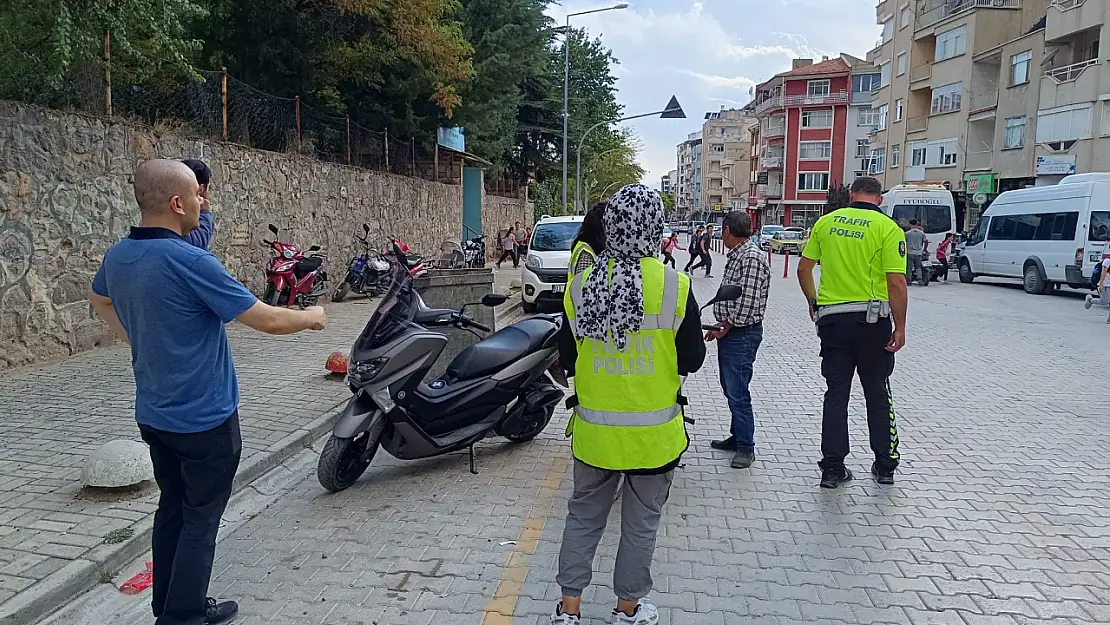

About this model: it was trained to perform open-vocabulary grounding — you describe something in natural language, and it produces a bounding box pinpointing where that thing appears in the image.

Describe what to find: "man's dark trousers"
[689,252,713,276]
[139,413,242,625]
[718,323,763,452]
[816,313,899,473]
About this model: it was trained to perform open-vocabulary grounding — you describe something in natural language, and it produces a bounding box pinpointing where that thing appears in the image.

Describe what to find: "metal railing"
[783,91,850,106]
[1049,0,1085,9]
[1046,58,1100,83]
[968,90,998,113]
[908,116,929,132]
[910,64,932,82]
[918,0,1020,29]
[965,150,993,170]
[755,96,783,114]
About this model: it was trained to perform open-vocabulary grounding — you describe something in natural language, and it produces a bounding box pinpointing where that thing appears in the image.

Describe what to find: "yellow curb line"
[480,451,570,624]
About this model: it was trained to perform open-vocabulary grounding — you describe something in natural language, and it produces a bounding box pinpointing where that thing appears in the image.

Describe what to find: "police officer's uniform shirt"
[802,204,907,306]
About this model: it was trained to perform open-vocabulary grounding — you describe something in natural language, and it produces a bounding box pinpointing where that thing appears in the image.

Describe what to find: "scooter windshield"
[353,261,416,355]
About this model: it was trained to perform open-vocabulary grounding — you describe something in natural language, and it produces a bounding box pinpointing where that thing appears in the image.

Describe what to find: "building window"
[935,25,967,62]
[926,137,958,167]
[891,144,901,168]
[870,148,887,174]
[801,109,834,128]
[931,82,963,115]
[852,73,881,93]
[798,172,830,191]
[1010,50,1032,86]
[856,138,871,157]
[881,19,894,43]
[1102,102,1110,137]
[711,144,725,153]
[910,141,927,167]
[877,104,889,130]
[807,80,831,97]
[895,99,904,121]
[1036,104,1092,142]
[879,62,892,89]
[897,52,907,76]
[1004,116,1026,148]
[858,107,875,126]
[900,5,910,28]
[799,141,833,159]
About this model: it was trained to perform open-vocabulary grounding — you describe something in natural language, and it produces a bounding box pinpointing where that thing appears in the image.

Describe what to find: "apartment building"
[867,0,1049,227]
[660,172,672,194]
[676,132,702,217]
[1036,0,1110,184]
[700,108,759,218]
[751,57,859,227]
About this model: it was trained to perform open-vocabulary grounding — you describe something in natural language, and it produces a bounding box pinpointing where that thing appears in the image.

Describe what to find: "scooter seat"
[294,256,323,278]
[446,318,558,380]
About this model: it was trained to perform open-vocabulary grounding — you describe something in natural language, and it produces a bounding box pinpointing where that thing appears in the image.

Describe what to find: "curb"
[1,401,347,625]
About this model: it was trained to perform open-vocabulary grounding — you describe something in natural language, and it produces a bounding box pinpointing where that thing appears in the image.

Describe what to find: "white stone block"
[81,440,154,488]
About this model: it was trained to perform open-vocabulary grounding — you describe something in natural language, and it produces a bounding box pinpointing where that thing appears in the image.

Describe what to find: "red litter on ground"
[120,562,154,595]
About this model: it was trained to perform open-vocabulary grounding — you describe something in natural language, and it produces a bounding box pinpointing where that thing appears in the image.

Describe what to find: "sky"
[544,0,881,188]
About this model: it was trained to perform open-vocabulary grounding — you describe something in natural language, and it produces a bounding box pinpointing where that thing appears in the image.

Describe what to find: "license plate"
[1092,254,1101,263]
[551,284,566,293]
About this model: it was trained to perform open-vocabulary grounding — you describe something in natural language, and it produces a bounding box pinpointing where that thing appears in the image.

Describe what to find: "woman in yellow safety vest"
[567,202,607,282]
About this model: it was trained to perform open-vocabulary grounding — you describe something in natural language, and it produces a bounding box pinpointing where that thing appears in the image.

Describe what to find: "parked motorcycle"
[463,235,486,268]
[333,224,392,302]
[261,224,328,307]
[384,236,429,279]
[316,242,566,493]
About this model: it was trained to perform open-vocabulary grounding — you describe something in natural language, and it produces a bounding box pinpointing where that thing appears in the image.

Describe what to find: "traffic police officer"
[796,176,908,489]
[568,202,606,281]
[550,184,705,625]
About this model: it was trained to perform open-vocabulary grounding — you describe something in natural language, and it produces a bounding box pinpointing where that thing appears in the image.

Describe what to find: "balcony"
[968,90,998,115]
[783,91,850,106]
[1048,0,1101,42]
[851,91,874,105]
[907,116,929,133]
[876,0,891,21]
[965,150,993,171]
[764,123,785,138]
[1046,58,1100,83]
[762,156,784,169]
[909,64,932,84]
[1040,59,1101,110]
[759,183,784,198]
[917,0,1020,30]
[755,96,783,114]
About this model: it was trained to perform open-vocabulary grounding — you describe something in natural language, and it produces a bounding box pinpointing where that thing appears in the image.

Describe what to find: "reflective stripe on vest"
[567,264,684,336]
[575,404,681,427]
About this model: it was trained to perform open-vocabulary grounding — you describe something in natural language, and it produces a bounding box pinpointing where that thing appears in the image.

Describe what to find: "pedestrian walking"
[497,225,518,268]
[683,225,705,272]
[706,212,770,469]
[796,176,908,488]
[514,221,528,259]
[569,202,606,280]
[661,231,679,269]
[88,159,327,625]
[181,159,214,250]
[1084,254,1110,323]
[551,184,706,625]
[935,232,956,282]
[904,219,928,285]
[688,224,715,277]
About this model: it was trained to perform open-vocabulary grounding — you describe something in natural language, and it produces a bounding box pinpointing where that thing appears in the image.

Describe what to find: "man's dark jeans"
[139,413,242,625]
[689,253,713,276]
[717,323,763,451]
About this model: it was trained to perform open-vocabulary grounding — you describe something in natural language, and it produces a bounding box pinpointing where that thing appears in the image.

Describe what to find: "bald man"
[90,159,326,625]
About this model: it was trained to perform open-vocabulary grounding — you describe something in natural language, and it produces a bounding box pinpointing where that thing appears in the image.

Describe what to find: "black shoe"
[872,462,895,485]
[206,598,239,625]
[705,274,714,278]
[731,450,755,469]
[710,436,738,451]
[819,468,854,489]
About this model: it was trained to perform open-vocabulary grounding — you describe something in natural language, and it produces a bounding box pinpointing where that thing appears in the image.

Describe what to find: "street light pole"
[575,96,686,213]
[561,3,629,216]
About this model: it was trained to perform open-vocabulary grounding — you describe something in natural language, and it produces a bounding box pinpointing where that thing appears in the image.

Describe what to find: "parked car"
[756,225,785,251]
[769,230,807,255]
[521,215,584,313]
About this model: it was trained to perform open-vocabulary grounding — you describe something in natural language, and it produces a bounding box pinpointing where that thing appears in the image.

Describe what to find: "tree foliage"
[826,183,851,213]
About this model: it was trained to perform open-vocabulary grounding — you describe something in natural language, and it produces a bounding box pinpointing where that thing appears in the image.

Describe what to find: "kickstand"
[468,444,479,475]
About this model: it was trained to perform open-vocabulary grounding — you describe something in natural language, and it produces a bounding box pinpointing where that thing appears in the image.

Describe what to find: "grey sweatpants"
[556,459,674,601]
[906,254,925,284]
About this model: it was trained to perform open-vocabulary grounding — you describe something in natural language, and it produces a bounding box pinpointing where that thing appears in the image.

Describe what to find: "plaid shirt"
[713,238,770,328]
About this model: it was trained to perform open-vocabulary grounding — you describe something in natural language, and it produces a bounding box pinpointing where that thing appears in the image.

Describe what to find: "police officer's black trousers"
[816,313,900,474]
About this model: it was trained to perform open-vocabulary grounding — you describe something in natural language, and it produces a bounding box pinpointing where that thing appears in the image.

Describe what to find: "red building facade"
[750,58,852,228]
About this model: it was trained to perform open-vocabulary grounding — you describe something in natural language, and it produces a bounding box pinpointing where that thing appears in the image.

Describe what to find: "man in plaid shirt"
[705,211,771,469]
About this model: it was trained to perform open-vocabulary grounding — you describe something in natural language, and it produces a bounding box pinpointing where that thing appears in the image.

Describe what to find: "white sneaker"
[1085,293,1095,309]
[612,599,660,625]
[550,603,581,625]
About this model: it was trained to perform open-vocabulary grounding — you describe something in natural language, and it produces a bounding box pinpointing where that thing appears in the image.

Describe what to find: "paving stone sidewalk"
[54,250,1110,625]
[0,267,517,623]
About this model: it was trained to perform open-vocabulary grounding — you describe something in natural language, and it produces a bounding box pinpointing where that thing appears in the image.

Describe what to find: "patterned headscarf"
[577,184,664,350]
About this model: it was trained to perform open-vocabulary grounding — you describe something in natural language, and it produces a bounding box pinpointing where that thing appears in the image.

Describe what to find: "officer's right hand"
[886,328,905,353]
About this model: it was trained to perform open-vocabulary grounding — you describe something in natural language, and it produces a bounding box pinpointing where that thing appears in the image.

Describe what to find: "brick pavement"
[41,250,1110,624]
[0,268,517,622]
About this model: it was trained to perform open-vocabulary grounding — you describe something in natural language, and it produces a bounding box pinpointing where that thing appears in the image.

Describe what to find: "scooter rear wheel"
[317,431,380,493]
[500,404,555,443]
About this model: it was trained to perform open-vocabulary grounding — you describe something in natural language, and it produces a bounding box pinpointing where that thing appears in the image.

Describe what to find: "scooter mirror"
[362,223,370,233]
[701,284,744,310]
[481,293,508,307]
[268,224,279,235]
[308,245,321,252]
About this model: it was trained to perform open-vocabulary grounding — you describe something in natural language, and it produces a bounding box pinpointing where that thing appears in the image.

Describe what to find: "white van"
[958,173,1110,294]
[879,183,957,253]
[521,215,584,312]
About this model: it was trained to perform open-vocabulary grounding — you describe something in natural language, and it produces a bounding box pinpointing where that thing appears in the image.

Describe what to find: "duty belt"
[813,300,890,323]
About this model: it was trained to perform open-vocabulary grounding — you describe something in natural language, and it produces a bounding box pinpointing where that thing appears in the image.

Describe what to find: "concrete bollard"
[81,440,154,488]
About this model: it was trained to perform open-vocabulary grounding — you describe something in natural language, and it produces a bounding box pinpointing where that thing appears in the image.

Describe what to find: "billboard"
[437,127,466,152]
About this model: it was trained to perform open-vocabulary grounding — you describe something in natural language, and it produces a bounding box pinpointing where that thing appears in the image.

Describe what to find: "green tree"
[660,192,676,214]
[826,182,850,213]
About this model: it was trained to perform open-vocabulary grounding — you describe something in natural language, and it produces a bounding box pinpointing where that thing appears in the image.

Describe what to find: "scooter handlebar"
[457,314,491,332]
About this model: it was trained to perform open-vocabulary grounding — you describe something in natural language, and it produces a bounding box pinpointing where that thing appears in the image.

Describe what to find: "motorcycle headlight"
[283,248,296,260]
[348,357,389,386]
[525,254,542,270]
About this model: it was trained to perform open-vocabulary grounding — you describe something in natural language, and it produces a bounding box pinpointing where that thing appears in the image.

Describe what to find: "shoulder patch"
[898,241,906,258]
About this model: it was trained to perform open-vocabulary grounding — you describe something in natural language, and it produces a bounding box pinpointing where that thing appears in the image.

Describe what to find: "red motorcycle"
[261,224,328,307]
[386,236,429,279]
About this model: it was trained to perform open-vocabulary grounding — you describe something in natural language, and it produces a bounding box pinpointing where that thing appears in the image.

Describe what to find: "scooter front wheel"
[317,431,381,493]
[332,281,352,302]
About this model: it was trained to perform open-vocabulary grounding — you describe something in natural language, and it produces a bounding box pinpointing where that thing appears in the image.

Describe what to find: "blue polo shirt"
[92,227,258,433]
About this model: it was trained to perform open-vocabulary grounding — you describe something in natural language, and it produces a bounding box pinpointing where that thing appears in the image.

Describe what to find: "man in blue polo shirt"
[90,159,326,625]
